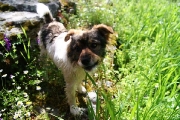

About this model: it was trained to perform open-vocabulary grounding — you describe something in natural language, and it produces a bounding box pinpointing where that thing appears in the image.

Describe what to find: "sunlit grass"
[71,0,180,119]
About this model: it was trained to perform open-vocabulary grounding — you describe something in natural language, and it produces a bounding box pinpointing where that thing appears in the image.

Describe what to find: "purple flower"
[4,34,11,51]
[37,37,40,45]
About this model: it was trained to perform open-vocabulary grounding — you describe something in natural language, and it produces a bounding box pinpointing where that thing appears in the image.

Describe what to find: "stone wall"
[0,0,60,41]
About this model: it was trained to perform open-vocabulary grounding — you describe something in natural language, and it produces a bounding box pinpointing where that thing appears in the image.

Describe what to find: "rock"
[88,92,97,104]
[0,0,61,43]
[0,11,42,42]
[0,0,60,17]
[87,92,97,114]
[0,1,17,11]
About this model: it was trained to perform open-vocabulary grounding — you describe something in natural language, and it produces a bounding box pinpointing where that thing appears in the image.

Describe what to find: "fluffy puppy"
[36,3,113,116]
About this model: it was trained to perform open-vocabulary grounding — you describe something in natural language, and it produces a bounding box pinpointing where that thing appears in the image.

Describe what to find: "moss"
[4,22,13,27]
[38,0,50,3]
[0,32,4,40]
[0,2,16,11]
[8,26,14,31]
[22,20,40,32]
[22,21,31,31]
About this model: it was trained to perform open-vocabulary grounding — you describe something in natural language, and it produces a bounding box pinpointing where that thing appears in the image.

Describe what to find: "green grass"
[70,0,180,119]
[0,0,180,119]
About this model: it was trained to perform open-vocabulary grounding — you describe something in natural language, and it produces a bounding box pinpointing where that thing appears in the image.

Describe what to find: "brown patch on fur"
[92,24,114,42]
[41,21,67,48]
[64,29,84,41]
[92,24,113,33]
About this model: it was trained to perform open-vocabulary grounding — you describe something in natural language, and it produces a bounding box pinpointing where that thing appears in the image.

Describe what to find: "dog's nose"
[81,56,91,66]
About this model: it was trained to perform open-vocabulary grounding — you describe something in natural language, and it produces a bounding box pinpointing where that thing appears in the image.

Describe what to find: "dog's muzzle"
[79,56,98,71]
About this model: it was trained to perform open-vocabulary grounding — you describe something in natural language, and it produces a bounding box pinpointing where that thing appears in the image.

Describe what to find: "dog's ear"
[64,29,83,41]
[92,24,114,37]
[64,29,75,41]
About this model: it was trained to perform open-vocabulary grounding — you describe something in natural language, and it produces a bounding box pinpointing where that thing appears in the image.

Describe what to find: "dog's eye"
[90,43,98,49]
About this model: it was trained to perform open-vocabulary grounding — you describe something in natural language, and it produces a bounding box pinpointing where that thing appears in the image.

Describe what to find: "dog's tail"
[36,3,53,23]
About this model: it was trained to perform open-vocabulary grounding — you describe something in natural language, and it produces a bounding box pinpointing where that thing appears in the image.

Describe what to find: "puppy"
[36,3,113,116]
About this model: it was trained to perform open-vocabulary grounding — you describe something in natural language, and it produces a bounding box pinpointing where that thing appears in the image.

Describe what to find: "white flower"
[13,110,21,119]
[1,109,6,112]
[23,70,28,74]
[25,112,31,117]
[94,73,98,78]
[36,86,41,91]
[23,92,28,97]
[17,101,23,107]
[2,74,7,77]
[10,75,15,79]
[17,86,21,90]
[8,90,12,93]
[13,113,19,119]
[0,69,3,72]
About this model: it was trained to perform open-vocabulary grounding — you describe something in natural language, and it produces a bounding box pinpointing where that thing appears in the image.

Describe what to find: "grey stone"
[0,11,42,41]
[0,0,60,17]
[0,0,61,42]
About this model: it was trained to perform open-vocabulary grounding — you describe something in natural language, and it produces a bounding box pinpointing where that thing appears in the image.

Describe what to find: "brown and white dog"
[36,3,113,116]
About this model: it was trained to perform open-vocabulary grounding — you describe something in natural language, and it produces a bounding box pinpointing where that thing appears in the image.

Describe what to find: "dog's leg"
[64,72,86,116]
[76,71,87,94]
[65,82,76,106]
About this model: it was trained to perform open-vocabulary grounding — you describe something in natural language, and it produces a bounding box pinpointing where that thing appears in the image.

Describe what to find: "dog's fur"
[36,3,113,116]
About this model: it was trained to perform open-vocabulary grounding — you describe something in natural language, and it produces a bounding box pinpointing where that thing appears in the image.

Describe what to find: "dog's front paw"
[70,105,87,116]
[77,85,87,94]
